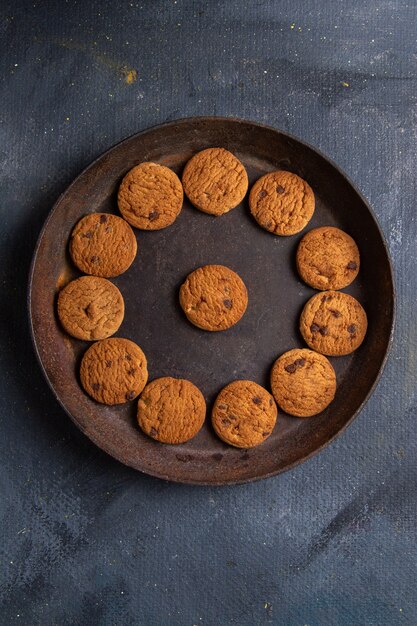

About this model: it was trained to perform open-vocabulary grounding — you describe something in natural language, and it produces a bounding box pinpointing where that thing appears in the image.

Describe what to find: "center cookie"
[249,170,315,235]
[118,162,183,230]
[179,264,248,331]
[80,338,148,405]
[212,380,278,448]
[137,377,206,444]
[182,147,248,215]
[300,291,368,356]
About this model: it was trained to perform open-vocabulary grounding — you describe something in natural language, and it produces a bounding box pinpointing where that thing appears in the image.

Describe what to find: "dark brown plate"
[28,117,395,485]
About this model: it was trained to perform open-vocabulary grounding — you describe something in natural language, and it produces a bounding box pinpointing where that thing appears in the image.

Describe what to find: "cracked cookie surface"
[80,338,148,405]
[300,291,368,356]
[249,170,315,235]
[70,213,137,277]
[212,380,277,448]
[297,226,360,290]
[270,348,336,417]
[182,147,248,215]
[57,276,124,341]
[137,377,206,444]
[118,162,183,230]
[179,264,248,331]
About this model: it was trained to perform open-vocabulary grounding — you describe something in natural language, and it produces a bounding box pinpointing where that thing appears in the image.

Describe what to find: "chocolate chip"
[222,418,231,426]
[126,391,136,400]
[218,403,228,410]
[92,383,100,391]
[319,326,328,336]
[148,210,159,221]
[266,220,274,229]
[105,360,112,368]
[294,358,306,367]
[228,414,238,421]
[311,323,320,333]
[285,363,297,373]
[84,231,92,239]
[127,368,136,376]
[100,215,108,223]
[125,354,132,361]
[347,261,357,270]
[276,185,285,194]
[259,190,267,198]
[223,299,232,309]
[150,427,157,437]
[329,309,341,318]
[322,295,332,302]
[90,255,99,264]
[269,398,273,406]
[252,396,262,405]
[262,431,270,437]
[348,324,357,334]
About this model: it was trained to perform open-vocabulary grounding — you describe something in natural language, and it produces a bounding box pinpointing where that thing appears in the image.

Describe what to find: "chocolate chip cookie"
[80,338,148,405]
[137,377,206,444]
[296,226,360,290]
[182,147,248,215]
[57,276,124,341]
[70,213,137,277]
[249,170,315,235]
[212,380,277,448]
[270,348,336,417]
[118,162,183,230]
[179,264,248,331]
[300,291,368,356]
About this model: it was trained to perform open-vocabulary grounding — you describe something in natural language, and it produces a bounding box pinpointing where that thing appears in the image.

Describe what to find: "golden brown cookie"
[118,162,183,230]
[300,291,368,356]
[212,380,277,448]
[270,348,336,417]
[182,148,248,216]
[179,264,248,331]
[80,338,148,405]
[137,377,206,444]
[296,226,360,290]
[57,276,124,341]
[249,170,315,235]
[69,213,137,277]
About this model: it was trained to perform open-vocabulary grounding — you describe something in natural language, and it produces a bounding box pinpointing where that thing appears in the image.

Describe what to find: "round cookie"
[300,291,368,356]
[249,170,315,235]
[270,349,336,417]
[182,147,248,216]
[212,380,277,448]
[57,276,124,341]
[118,162,183,230]
[70,213,137,277]
[296,226,360,290]
[137,377,206,444]
[80,338,148,405]
[179,264,248,331]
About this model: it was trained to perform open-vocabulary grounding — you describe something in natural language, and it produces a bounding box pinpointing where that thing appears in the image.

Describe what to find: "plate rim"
[27,115,396,485]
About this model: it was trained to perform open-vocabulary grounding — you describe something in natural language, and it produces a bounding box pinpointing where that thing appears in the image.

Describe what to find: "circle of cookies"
[80,338,148,405]
[270,348,336,417]
[58,276,124,341]
[137,377,206,444]
[118,162,183,230]
[182,147,248,216]
[179,264,248,331]
[212,380,277,448]
[70,213,137,277]
[297,226,360,290]
[249,170,315,236]
[300,291,368,356]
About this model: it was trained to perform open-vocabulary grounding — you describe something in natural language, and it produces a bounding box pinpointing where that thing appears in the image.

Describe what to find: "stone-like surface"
[0,1,416,624]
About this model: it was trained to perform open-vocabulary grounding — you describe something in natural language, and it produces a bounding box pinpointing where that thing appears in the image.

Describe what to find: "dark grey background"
[1,1,416,624]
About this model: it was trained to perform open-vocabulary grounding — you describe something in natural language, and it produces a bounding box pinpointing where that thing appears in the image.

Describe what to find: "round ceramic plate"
[28,117,395,485]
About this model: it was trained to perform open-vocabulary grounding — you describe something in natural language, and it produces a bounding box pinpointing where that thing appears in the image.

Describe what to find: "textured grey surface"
[0,1,416,624]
